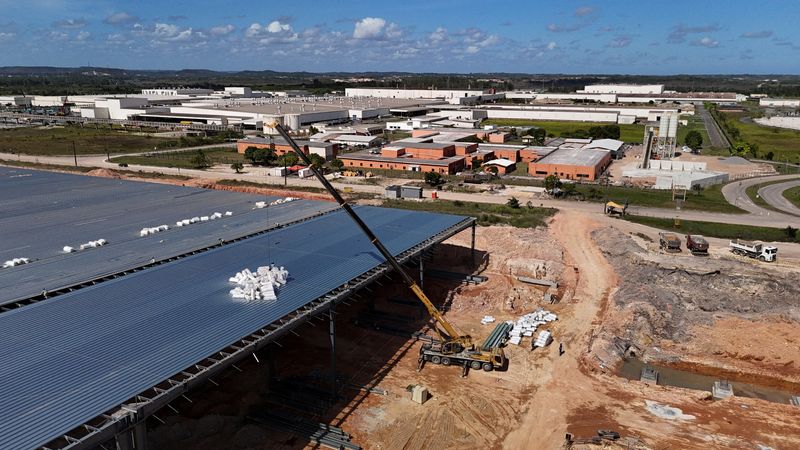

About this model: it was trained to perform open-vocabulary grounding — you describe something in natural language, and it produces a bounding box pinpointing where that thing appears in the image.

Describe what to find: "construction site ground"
[144,207,800,450]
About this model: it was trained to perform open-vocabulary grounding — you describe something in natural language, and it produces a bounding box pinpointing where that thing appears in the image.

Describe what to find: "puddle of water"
[620,358,797,405]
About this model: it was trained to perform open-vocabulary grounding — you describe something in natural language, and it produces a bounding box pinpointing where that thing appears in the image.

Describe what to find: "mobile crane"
[268,123,507,376]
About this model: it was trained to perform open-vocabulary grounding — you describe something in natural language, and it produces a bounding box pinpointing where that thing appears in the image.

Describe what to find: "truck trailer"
[686,234,709,255]
[729,239,777,262]
[659,232,682,253]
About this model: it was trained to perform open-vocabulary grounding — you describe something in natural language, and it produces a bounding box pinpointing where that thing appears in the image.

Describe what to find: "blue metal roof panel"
[0,205,468,450]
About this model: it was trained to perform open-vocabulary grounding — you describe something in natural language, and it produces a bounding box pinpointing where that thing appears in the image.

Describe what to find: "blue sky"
[0,0,798,73]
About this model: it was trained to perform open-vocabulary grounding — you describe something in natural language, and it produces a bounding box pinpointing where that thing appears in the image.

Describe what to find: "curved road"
[758,180,800,217]
[722,174,800,222]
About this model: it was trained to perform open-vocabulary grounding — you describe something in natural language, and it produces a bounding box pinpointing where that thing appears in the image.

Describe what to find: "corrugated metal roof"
[0,166,336,304]
[0,205,468,450]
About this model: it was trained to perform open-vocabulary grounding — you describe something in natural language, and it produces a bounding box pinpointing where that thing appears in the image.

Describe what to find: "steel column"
[419,257,424,290]
[329,303,337,399]
[471,221,476,267]
[133,422,148,450]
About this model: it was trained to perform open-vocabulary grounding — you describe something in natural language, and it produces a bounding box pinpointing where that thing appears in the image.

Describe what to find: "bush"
[506,197,520,208]
[230,162,244,173]
[685,130,703,149]
[425,172,443,186]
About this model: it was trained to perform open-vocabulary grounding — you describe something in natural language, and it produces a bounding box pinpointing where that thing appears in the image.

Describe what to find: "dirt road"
[503,211,617,449]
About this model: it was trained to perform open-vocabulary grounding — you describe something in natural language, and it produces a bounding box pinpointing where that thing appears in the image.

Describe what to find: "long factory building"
[0,166,475,450]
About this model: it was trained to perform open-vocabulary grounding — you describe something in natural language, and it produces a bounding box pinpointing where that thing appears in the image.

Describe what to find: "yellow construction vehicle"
[267,122,506,376]
[604,201,628,217]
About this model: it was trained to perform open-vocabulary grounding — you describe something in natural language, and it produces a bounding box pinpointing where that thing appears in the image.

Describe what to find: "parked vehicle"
[659,232,682,252]
[604,201,627,217]
[729,239,777,262]
[686,234,709,255]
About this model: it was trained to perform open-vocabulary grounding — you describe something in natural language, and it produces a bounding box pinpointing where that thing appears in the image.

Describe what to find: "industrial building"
[482,159,517,174]
[580,84,665,94]
[528,143,613,181]
[237,137,338,161]
[759,98,800,108]
[344,88,503,105]
[0,166,474,450]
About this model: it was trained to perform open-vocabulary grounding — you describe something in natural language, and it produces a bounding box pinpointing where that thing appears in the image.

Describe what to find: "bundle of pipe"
[481,321,513,351]
[229,265,289,301]
[78,239,108,250]
[3,257,30,268]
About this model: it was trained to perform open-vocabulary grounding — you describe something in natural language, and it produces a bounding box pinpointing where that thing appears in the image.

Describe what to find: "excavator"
[267,122,507,376]
[604,201,628,217]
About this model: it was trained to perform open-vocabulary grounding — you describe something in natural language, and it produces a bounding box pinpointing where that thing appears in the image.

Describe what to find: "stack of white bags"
[79,239,107,250]
[229,265,289,302]
[140,225,170,236]
[255,197,298,209]
[480,315,496,325]
[172,211,232,228]
[3,257,30,268]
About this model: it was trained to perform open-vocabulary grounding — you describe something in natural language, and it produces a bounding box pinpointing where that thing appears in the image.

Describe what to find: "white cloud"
[575,6,595,16]
[741,30,772,39]
[429,27,447,44]
[607,35,631,48]
[104,12,138,25]
[54,18,87,29]
[691,36,719,48]
[75,30,90,41]
[210,24,235,36]
[465,45,479,54]
[547,41,557,50]
[547,23,580,33]
[353,17,386,39]
[266,20,291,33]
[668,24,719,43]
[0,32,15,42]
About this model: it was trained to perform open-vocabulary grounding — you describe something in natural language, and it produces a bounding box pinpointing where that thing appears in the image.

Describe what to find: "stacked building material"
[249,410,360,450]
[62,246,75,253]
[3,257,30,268]
[173,211,231,227]
[533,330,553,348]
[229,265,289,301]
[508,308,558,346]
[480,315,496,325]
[78,239,107,250]
[140,225,170,236]
[256,197,299,209]
[482,321,513,351]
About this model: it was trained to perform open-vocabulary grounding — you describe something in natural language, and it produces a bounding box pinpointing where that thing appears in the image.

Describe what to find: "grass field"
[0,126,181,155]
[570,183,744,214]
[382,198,556,228]
[715,111,800,162]
[110,147,244,169]
[624,215,800,243]
[783,185,800,209]
[481,119,645,143]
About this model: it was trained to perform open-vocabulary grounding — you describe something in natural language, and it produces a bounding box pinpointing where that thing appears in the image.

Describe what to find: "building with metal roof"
[0,168,475,450]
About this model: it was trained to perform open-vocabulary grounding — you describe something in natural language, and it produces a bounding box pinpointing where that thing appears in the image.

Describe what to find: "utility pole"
[72,140,78,167]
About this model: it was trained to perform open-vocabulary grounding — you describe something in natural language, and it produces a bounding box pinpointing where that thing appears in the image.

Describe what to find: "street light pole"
[72,140,77,167]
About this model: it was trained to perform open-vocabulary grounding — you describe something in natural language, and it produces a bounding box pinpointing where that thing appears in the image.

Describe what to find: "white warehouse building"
[580,84,665,95]
[759,98,800,108]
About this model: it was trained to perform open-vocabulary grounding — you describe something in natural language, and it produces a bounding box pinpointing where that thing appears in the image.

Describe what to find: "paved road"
[758,180,800,217]
[721,174,800,223]
[697,103,729,149]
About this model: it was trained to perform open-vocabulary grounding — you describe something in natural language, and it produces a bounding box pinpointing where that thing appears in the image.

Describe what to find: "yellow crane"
[267,122,507,375]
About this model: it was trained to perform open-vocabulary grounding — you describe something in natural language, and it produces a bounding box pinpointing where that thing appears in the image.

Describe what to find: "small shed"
[384,185,401,199]
[400,186,423,199]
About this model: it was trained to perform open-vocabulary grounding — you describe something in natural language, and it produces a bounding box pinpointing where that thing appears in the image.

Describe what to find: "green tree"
[308,153,326,168]
[424,171,443,186]
[684,130,703,149]
[544,174,561,191]
[765,151,775,161]
[330,158,344,171]
[506,197,520,209]
[230,162,244,173]
[528,127,546,145]
[190,149,211,169]
[277,152,299,167]
[244,146,259,163]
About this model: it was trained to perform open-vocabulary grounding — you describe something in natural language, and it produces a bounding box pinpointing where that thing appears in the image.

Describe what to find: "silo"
[659,115,669,137]
[668,113,678,138]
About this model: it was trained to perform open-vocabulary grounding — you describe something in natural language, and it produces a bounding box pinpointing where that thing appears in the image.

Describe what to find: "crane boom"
[270,124,463,341]
[266,123,506,375]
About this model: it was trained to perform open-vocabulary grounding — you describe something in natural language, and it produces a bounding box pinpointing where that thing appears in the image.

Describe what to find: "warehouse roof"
[483,159,516,168]
[0,206,471,450]
[534,147,610,167]
[0,167,335,305]
[329,134,380,143]
[340,151,462,167]
[583,138,624,152]
[239,137,333,148]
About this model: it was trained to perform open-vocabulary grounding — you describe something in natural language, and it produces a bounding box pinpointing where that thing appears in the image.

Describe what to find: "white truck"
[729,239,778,262]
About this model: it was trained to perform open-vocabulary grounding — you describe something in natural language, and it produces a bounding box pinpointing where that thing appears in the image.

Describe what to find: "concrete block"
[411,385,430,404]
